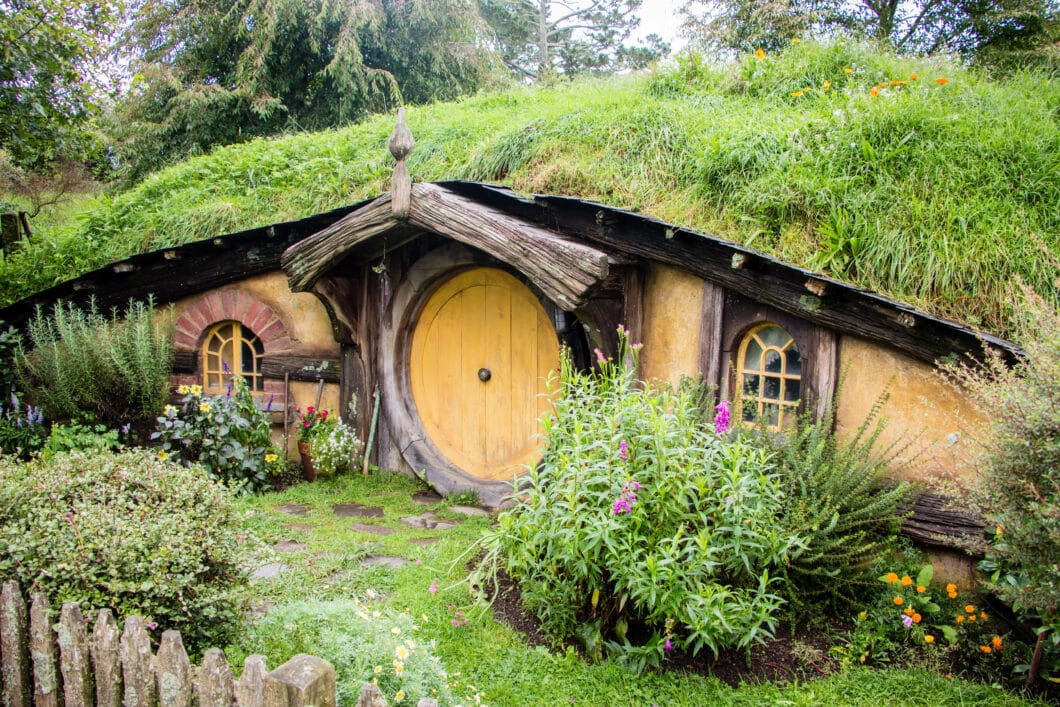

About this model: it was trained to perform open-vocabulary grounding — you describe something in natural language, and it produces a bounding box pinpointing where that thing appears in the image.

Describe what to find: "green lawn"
[229,473,1042,706]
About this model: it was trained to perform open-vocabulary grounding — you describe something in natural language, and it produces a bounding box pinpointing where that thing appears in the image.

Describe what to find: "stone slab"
[399,515,457,530]
[332,503,385,518]
[350,523,395,535]
[449,505,490,517]
[250,562,291,580]
[273,540,308,552]
[360,555,409,569]
[276,503,310,517]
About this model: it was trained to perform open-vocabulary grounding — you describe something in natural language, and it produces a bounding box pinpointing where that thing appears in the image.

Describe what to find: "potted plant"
[296,406,329,480]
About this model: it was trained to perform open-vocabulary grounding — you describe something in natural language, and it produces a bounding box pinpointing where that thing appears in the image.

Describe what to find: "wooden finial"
[389,108,414,220]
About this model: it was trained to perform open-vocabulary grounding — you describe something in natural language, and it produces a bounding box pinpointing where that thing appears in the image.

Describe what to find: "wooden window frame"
[201,321,265,395]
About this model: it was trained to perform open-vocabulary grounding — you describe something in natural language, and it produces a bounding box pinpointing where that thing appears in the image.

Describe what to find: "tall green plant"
[17,298,174,429]
[479,332,802,671]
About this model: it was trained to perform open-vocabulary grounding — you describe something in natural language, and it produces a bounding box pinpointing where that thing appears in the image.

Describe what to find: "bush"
[480,333,802,670]
[17,298,173,430]
[233,599,469,706]
[748,397,909,612]
[308,416,362,477]
[0,449,248,654]
[943,285,1060,683]
[152,378,277,492]
[38,414,123,461]
[0,390,45,458]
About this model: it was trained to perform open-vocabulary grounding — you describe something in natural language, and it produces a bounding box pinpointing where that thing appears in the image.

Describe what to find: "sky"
[634,0,689,52]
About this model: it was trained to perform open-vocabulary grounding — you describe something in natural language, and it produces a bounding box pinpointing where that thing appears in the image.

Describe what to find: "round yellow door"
[409,268,560,480]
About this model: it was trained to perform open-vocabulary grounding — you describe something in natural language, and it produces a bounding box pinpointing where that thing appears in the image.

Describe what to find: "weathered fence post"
[56,603,93,707]
[92,609,122,707]
[195,648,235,707]
[267,655,334,707]
[356,684,387,707]
[155,630,192,707]
[235,655,268,707]
[28,594,59,707]
[121,616,156,707]
[0,582,31,707]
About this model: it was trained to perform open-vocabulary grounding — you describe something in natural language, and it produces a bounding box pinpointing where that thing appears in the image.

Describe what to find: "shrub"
[38,414,123,461]
[0,449,248,654]
[152,378,277,492]
[17,298,173,430]
[480,332,802,670]
[748,397,909,612]
[942,285,1060,683]
[233,599,470,705]
[0,390,45,458]
[308,416,362,477]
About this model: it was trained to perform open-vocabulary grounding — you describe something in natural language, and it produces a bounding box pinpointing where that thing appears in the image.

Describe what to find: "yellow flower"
[858,611,867,620]
[755,48,765,60]
[265,453,278,463]
[373,665,382,674]
[844,67,853,74]
[893,596,904,606]
[996,524,1004,536]
[886,572,899,583]
[164,404,177,417]
[965,605,976,613]
[394,690,405,703]
[391,626,401,635]
[790,90,804,97]
[199,402,211,412]
[157,451,169,461]
[935,77,949,85]
[190,384,202,395]
[992,635,1003,651]
[396,645,409,660]
[925,635,935,644]
[177,384,190,394]
[901,576,913,587]
[823,80,832,91]
[791,38,801,43]
[870,87,880,98]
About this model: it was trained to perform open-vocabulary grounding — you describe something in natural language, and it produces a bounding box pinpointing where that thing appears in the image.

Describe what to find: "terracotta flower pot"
[297,441,316,481]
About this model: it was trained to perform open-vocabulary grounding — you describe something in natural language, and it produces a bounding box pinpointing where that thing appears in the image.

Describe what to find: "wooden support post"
[121,616,157,707]
[155,630,192,707]
[0,582,31,707]
[267,655,336,707]
[92,609,123,707]
[56,603,93,707]
[389,107,415,221]
[28,593,59,707]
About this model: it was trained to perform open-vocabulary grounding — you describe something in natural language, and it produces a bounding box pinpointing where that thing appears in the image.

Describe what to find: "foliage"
[5,41,1057,340]
[106,0,497,184]
[0,391,45,459]
[152,379,278,492]
[296,404,331,444]
[833,561,1017,685]
[17,298,174,430]
[942,286,1060,683]
[0,449,248,654]
[479,0,667,80]
[681,0,1060,61]
[308,416,362,477]
[0,0,120,169]
[38,414,123,461]
[233,599,471,705]
[0,320,21,396]
[479,333,801,670]
[746,396,909,612]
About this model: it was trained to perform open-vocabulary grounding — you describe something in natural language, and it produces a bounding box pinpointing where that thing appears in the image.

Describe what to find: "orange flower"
[968,614,977,622]
[947,591,958,599]
[893,596,904,606]
[886,572,899,583]
[916,585,926,593]
[980,612,988,620]
[925,635,935,644]
[755,48,765,60]
[903,608,915,616]
[946,584,957,593]
[858,611,867,620]
[992,636,1003,650]
[912,613,922,624]
[870,87,880,98]
[945,673,952,680]
[956,615,965,624]
[980,645,992,654]
[965,605,976,613]
[890,80,907,86]
[935,77,949,85]
[901,576,913,587]
[910,73,919,80]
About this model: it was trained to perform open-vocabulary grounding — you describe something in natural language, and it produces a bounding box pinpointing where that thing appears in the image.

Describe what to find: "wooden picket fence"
[0,583,336,707]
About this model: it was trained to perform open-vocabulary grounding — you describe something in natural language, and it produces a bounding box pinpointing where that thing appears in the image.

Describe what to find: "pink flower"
[619,440,628,461]
[713,400,731,434]
[594,348,607,365]
[902,614,913,629]
[429,579,439,596]
[664,637,673,652]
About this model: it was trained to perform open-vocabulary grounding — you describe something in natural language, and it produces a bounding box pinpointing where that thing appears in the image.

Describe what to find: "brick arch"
[173,289,293,355]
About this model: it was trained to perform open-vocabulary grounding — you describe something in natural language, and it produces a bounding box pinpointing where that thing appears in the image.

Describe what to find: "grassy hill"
[2,40,1057,340]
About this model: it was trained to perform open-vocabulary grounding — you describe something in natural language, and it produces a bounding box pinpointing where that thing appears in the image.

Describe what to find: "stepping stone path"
[412,490,443,505]
[250,562,291,581]
[273,540,307,552]
[285,523,313,533]
[449,505,490,517]
[276,503,310,517]
[350,522,395,535]
[360,555,409,569]
[400,514,457,530]
[332,503,385,518]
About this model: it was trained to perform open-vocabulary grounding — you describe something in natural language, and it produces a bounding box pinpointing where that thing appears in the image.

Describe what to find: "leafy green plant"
[17,298,173,430]
[0,448,249,654]
[479,331,802,671]
[308,416,362,477]
[0,321,21,395]
[0,390,46,458]
[39,414,122,460]
[746,395,909,612]
[152,379,277,492]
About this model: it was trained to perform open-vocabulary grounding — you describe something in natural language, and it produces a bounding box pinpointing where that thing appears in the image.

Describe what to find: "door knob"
[478,368,491,382]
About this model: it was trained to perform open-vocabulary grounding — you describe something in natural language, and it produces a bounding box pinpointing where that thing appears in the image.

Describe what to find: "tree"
[0,0,120,169]
[682,0,1059,58]
[479,0,668,80]
[107,0,497,183]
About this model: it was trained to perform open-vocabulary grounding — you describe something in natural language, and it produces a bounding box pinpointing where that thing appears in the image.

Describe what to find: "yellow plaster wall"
[639,264,704,386]
[835,335,985,483]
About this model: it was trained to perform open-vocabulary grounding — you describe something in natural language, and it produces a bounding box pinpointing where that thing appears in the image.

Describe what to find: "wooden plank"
[195,648,235,707]
[56,603,93,707]
[698,280,725,392]
[235,655,267,707]
[1,582,31,707]
[460,276,486,475]
[92,609,122,707]
[120,616,156,707]
[484,273,512,465]
[155,630,192,707]
[260,355,341,383]
[28,594,59,707]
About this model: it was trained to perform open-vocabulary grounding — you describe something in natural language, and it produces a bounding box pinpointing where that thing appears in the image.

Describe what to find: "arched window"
[737,323,801,429]
[201,321,265,394]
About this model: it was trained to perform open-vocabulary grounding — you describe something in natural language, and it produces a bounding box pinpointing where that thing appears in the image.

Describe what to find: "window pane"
[763,375,781,400]
[742,399,758,422]
[784,378,801,402]
[743,374,759,396]
[763,403,780,427]
[759,325,792,349]
[744,338,763,371]
[764,349,782,373]
[787,347,802,376]
[241,341,255,374]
